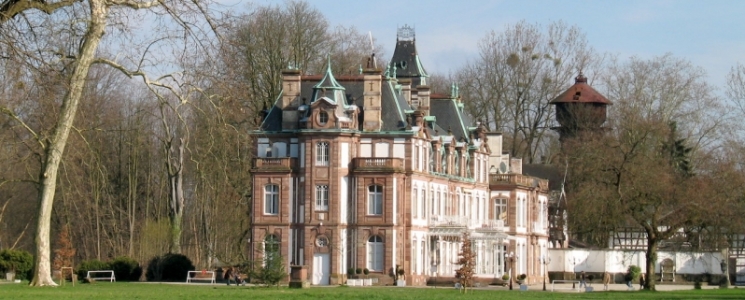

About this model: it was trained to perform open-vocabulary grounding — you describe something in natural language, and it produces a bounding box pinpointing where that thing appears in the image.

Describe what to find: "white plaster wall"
[548,249,725,275]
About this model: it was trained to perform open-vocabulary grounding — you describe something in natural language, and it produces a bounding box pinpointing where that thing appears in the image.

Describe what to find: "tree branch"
[0,0,80,24]
[105,0,160,9]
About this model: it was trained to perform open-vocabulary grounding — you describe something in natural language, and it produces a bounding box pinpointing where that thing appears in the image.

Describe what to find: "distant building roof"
[550,72,612,105]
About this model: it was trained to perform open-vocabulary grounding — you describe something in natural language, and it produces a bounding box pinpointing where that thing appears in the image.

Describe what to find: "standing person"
[639,273,645,290]
[224,267,234,286]
[579,271,587,288]
[233,267,242,286]
[603,272,611,291]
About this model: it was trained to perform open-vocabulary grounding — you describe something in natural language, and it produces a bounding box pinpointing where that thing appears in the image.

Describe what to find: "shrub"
[250,248,287,287]
[0,249,34,280]
[347,268,355,276]
[355,268,362,275]
[363,268,369,275]
[518,273,527,280]
[77,259,110,280]
[110,256,142,281]
[146,253,194,282]
[502,274,510,281]
[626,265,641,281]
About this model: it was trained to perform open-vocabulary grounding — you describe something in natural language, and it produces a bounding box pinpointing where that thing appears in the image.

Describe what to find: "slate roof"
[389,39,429,87]
[430,96,471,142]
[260,73,474,141]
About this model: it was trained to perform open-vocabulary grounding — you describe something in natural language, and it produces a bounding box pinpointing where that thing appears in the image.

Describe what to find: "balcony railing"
[253,157,296,171]
[429,215,468,228]
[476,219,505,230]
[352,157,404,172]
[428,215,506,231]
[489,174,548,189]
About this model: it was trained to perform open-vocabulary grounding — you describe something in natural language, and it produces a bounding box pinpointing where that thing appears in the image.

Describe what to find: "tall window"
[367,235,384,271]
[264,184,279,215]
[318,111,329,125]
[315,185,329,211]
[316,142,329,166]
[494,198,507,221]
[368,185,383,215]
[264,234,280,263]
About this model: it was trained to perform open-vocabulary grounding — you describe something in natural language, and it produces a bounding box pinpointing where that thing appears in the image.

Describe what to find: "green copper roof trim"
[423,116,436,121]
[385,80,406,122]
[313,58,345,90]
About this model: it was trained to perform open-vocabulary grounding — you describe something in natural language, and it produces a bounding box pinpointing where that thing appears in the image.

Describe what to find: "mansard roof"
[302,75,412,132]
[389,24,429,86]
[430,95,471,142]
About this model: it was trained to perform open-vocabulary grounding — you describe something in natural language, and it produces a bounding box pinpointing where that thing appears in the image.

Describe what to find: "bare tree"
[0,0,219,286]
[456,20,601,162]
[566,54,729,291]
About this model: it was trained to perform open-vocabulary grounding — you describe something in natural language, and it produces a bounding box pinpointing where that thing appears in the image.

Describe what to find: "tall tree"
[456,20,601,162]
[454,232,475,293]
[0,0,218,286]
[566,54,728,291]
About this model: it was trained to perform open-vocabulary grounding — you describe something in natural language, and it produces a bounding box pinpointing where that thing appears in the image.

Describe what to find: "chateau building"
[250,26,550,286]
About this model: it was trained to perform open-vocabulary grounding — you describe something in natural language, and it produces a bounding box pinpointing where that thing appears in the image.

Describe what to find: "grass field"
[2,282,745,299]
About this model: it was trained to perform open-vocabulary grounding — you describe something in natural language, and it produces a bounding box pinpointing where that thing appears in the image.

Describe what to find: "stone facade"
[250,25,550,286]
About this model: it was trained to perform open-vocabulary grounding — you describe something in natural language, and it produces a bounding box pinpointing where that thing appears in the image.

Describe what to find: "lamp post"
[540,255,551,291]
[505,252,515,290]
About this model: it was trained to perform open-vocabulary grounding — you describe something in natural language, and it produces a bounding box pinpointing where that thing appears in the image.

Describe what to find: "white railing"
[429,215,505,230]
[476,219,505,230]
[429,215,468,227]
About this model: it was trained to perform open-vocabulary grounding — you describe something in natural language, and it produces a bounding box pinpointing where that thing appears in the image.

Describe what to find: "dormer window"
[319,111,329,126]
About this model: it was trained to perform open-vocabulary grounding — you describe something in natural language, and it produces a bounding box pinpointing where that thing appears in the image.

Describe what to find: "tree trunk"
[29,0,108,287]
[168,140,185,254]
[645,238,658,291]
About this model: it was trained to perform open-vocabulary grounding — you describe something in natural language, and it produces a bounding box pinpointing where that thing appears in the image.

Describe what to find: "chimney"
[281,69,302,130]
[416,85,430,116]
[398,78,412,107]
[486,132,503,171]
[362,68,382,131]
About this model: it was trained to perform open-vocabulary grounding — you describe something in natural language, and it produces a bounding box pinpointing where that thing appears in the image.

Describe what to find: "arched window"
[264,234,280,262]
[264,184,279,215]
[367,235,384,271]
[368,185,383,215]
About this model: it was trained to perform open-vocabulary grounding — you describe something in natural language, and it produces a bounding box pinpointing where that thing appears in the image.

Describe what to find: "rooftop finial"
[397,24,415,41]
[575,70,587,83]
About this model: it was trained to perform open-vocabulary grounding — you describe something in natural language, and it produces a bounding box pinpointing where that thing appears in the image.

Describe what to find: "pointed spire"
[314,55,344,91]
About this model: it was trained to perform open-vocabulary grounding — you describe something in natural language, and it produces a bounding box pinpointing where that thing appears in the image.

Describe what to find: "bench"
[551,280,579,292]
[186,270,216,284]
[87,270,116,282]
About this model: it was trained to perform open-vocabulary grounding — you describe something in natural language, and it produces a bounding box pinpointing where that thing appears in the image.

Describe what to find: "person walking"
[639,273,646,290]
[603,272,611,291]
[224,267,235,286]
[579,271,587,288]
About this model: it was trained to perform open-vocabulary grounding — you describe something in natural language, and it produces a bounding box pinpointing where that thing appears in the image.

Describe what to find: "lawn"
[2,282,745,300]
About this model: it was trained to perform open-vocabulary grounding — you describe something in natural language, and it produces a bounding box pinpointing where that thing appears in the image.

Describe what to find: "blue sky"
[218,0,745,89]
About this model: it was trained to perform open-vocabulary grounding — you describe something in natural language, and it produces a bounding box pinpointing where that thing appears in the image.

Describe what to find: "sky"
[216,0,745,90]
